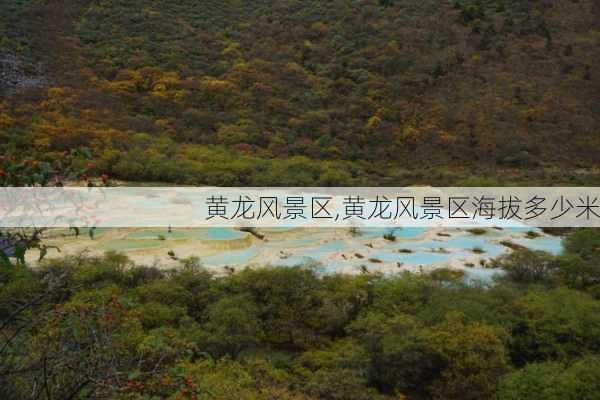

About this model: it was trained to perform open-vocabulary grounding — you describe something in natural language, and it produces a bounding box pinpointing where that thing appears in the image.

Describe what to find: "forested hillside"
[2,230,600,399]
[2,0,599,185]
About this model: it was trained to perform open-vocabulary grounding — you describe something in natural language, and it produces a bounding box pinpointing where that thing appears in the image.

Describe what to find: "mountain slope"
[2,0,599,185]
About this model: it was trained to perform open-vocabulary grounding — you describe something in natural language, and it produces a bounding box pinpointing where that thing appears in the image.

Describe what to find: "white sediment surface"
[26,227,563,281]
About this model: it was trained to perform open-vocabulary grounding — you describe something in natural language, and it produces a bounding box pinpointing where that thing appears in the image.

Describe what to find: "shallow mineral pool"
[38,227,563,283]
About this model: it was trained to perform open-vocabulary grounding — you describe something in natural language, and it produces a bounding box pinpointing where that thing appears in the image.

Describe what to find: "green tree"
[423,313,509,400]
[491,249,557,285]
[199,294,264,357]
[498,356,600,400]
[508,288,600,365]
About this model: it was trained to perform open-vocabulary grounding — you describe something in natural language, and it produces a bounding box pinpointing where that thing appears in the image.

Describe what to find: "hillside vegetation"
[2,229,600,399]
[1,0,599,185]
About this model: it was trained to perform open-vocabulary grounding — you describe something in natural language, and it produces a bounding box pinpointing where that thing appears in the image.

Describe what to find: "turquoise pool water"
[359,227,426,239]
[374,251,452,265]
[126,229,193,239]
[124,228,248,240]
[202,246,259,266]
[66,227,564,283]
[513,236,563,255]
[271,229,561,268]
[205,228,247,240]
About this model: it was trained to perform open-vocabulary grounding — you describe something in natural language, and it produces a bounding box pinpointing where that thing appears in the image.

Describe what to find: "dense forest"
[1,229,600,399]
[2,0,599,185]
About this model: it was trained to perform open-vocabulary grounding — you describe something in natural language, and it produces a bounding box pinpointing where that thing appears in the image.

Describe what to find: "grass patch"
[383,233,397,241]
[499,241,527,251]
[525,230,542,239]
[540,227,573,236]
[472,247,486,254]
[467,228,487,235]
